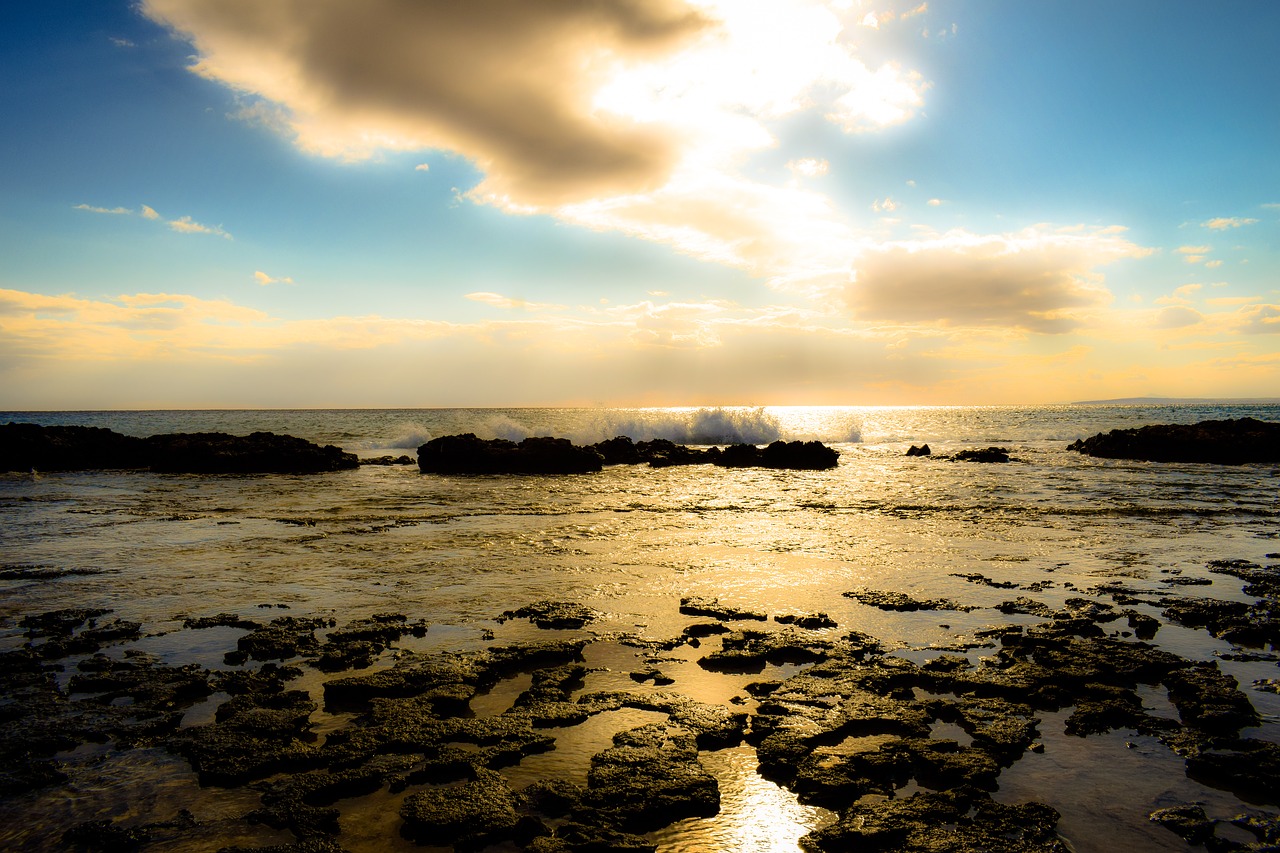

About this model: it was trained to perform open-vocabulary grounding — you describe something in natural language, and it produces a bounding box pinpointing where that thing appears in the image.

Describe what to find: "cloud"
[1201,217,1258,230]
[76,200,233,238]
[1177,245,1210,264]
[74,204,132,215]
[787,158,828,178]
[141,0,928,208]
[414,163,430,172]
[254,271,294,286]
[845,227,1146,333]
[169,215,231,238]
[142,0,711,206]
[1236,303,1280,334]
[1152,306,1204,329]
[465,291,564,312]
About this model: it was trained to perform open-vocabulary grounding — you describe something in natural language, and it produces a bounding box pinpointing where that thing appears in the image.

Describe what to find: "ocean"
[1,404,1278,852]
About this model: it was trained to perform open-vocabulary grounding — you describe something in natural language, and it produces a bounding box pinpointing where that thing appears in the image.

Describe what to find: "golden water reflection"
[651,745,834,853]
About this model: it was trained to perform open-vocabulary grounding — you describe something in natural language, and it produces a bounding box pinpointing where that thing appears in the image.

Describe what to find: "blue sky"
[2,1,1277,407]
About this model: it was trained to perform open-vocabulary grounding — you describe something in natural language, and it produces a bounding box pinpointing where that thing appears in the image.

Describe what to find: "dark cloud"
[143,0,708,204]
[846,234,1125,333]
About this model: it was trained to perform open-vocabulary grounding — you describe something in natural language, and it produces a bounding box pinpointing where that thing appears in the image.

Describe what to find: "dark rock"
[906,444,931,456]
[579,723,719,832]
[0,422,148,471]
[183,612,263,631]
[951,572,1020,589]
[1149,804,1217,845]
[1162,595,1278,647]
[63,809,198,852]
[359,455,415,465]
[1,424,359,473]
[588,436,645,466]
[775,612,838,629]
[237,616,331,661]
[176,689,319,785]
[20,607,113,638]
[714,440,839,470]
[311,614,427,672]
[1125,610,1161,640]
[500,600,599,630]
[1163,662,1260,735]
[146,431,359,474]
[639,438,718,468]
[801,789,1066,852]
[1186,739,1280,805]
[950,446,1012,463]
[1067,417,1280,464]
[683,622,731,638]
[527,823,655,852]
[698,629,834,673]
[679,596,768,622]
[418,433,603,475]
[845,588,973,612]
[399,767,526,849]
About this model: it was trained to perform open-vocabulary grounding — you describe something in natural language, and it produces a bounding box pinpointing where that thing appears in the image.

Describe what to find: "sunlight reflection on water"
[652,745,835,853]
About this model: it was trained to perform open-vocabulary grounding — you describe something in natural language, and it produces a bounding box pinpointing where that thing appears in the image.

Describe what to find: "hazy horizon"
[2,1,1277,409]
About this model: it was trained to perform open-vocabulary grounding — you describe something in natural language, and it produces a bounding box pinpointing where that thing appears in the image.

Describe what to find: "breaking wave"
[573,407,783,446]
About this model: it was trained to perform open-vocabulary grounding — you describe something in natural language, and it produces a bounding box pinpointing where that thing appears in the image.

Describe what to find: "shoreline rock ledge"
[418,434,839,475]
[1067,417,1280,464]
[0,423,359,473]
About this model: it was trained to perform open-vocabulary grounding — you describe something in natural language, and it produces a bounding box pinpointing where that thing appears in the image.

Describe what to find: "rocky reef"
[418,434,840,475]
[1067,417,1280,464]
[4,556,1278,851]
[0,423,359,474]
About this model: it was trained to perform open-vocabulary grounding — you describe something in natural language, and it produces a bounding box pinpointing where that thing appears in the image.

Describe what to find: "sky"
[1,0,1277,408]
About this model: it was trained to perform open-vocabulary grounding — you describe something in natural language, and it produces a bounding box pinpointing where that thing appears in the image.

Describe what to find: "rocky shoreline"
[1068,417,1280,464]
[3,556,1278,852]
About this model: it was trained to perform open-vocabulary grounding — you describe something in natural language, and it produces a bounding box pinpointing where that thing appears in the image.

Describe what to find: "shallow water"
[1,405,1278,851]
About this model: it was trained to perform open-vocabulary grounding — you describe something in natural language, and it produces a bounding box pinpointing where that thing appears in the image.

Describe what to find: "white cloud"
[1177,245,1210,264]
[74,203,132,215]
[414,163,430,172]
[140,205,161,220]
[169,215,231,239]
[1202,217,1258,230]
[787,158,829,178]
[254,271,295,286]
[465,292,564,312]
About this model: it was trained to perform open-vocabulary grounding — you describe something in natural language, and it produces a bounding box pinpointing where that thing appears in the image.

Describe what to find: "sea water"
[1,404,1278,852]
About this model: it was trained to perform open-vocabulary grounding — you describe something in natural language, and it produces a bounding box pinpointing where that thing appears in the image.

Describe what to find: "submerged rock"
[1067,417,1280,464]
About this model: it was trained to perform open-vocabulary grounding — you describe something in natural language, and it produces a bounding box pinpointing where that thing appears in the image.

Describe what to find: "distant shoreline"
[1070,396,1280,405]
